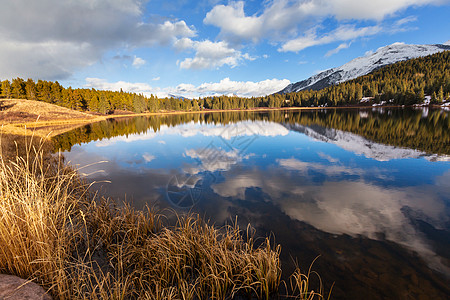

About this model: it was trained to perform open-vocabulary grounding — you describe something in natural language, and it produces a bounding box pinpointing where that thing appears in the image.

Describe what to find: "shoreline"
[1,102,445,138]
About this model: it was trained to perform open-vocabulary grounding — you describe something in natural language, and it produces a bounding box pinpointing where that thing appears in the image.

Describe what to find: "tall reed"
[0,136,84,296]
[0,136,295,299]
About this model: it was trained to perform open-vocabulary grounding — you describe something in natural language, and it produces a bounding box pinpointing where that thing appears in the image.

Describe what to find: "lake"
[55,108,450,299]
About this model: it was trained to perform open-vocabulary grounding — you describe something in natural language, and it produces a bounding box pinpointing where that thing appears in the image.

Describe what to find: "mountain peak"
[279,42,450,94]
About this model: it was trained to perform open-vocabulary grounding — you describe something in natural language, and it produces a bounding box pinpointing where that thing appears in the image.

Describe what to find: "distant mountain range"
[279,41,450,94]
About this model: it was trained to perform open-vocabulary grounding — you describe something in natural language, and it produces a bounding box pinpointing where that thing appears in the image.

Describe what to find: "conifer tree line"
[1,51,449,114]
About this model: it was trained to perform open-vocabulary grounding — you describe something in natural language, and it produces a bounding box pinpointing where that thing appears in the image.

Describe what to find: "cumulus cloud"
[85,77,290,98]
[171,77,291,97]
[85,78,160,97]
[178,40,253,70]
[204,0,448,52]
[204,2,265,43]
[0,0,195,79]
[132,56,146,68]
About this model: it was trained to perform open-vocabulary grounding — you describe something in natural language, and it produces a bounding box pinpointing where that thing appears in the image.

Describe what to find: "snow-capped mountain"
[279,42,450,94]
[168,94,191,100]
[284,123,450,162]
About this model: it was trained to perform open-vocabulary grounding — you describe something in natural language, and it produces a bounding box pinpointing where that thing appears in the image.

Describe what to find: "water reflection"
[60,109,450,299]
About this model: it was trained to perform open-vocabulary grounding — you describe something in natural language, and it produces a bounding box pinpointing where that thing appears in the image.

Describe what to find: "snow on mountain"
[284,123,450,161]
[279,42,450,94]
[168,94,191,100]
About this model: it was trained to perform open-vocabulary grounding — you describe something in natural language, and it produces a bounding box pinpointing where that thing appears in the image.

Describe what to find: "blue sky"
[0,0,449,98]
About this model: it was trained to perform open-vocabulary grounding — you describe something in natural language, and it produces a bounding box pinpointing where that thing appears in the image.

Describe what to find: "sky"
[0,0,449,98]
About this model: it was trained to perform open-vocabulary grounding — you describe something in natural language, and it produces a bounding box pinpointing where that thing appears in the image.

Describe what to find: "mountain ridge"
[279,42,450,94]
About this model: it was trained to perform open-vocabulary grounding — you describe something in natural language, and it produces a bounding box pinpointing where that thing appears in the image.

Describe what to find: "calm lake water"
[56,108,450,299]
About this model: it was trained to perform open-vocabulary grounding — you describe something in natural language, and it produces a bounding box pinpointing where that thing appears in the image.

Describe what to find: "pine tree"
[98,94,110,114]
[25,79,36,100]
[133,94,146,113]
[89,95,100,112]
[192,99,199,111]
[11,78,26,99]
[1,80,11,98]
[438,86,444,102]
[72,90,84,111]
[417,87,425,103]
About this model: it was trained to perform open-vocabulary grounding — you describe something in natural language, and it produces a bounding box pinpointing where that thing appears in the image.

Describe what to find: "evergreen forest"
[1,51,449,113]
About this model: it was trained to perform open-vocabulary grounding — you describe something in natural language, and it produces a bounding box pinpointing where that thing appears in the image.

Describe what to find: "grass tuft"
[0,135,330,299]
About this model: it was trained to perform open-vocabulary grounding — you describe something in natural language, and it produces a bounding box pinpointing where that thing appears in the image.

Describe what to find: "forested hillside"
[283,50,450,107]
[1,51,449,113]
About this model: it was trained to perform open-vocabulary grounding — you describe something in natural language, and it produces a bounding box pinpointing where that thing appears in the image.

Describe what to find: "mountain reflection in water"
[58,108,450,299]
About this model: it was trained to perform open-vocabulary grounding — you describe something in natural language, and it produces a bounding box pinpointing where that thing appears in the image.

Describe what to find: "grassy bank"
[0,137,329,299]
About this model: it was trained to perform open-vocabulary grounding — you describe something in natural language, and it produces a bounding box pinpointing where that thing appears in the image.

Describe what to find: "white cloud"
[395,15,418,26]
[85,77,160,97]
[326,0,447,20]
[388,15,420,33]
[132,56,146,68]
[152,77,161,81]
[84,77,290,98]
[178,40,252,70]
[171,77,291,97]
[280,24,381,52]
[325,42,351,57]
[204,2,264,43]
[0,0,195,80]
[174,37,196,51]
[205,0,448,52]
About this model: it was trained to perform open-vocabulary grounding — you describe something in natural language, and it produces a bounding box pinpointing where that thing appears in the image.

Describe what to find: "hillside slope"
[0,99,102,137]
[279,42,450,93]
[0,99,96,124]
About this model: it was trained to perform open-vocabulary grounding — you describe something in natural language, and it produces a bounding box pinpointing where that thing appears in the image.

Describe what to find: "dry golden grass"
[0,99,95,123]
[0,136,86,297]
[287,257,334,300]
[0,99,105,138]
[0,135,330,299]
